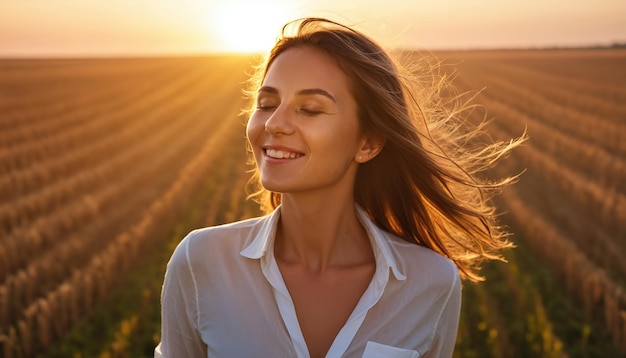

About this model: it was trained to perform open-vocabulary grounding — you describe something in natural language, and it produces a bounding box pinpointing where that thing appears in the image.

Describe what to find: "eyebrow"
[258,86,336,103]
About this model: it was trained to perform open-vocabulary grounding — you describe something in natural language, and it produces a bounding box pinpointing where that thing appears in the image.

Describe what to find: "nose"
[264,105,294,135]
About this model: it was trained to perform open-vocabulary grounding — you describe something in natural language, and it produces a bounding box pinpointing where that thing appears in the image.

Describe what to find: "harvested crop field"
[1,49,624,357]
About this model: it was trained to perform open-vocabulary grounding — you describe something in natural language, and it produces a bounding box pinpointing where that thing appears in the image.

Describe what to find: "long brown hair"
[244,18,525,282]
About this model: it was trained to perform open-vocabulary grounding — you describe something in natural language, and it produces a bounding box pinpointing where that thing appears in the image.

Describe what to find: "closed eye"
[299,108,323,116]
[256,105,277,111]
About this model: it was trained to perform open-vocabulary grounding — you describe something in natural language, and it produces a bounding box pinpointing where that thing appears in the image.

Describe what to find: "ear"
[355,133,385,163]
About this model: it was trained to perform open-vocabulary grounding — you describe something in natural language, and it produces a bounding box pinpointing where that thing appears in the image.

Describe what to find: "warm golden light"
[213,1,294,53]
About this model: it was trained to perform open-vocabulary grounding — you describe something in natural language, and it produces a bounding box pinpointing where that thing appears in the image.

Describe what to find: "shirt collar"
[239,204,406,281]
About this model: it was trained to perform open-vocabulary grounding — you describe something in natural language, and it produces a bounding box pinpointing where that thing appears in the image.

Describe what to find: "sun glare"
[214,2,293,53]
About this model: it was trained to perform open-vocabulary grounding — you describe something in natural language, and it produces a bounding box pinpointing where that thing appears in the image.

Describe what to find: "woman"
[155,18,521,358]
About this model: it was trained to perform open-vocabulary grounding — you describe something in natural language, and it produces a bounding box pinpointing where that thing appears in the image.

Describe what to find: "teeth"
[266,149,302,159]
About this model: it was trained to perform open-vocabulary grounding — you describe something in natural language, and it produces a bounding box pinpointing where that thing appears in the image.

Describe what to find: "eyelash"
[299,108,323,116]
[255,105,323,116]
[256,105,276,111]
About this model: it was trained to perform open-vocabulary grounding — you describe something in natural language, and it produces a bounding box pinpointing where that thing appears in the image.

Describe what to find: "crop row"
[0,75,248,357]
[96,121,255,358]
[0,63,227,232]
[0,74,245,325]
[498,182,626,352]
[0,66,183,152]
[473,62,626,122]
[444,52,626,352]
[452,63,626,258]
[484,96,626,193]
[452,50,626,102]
[488,104,625,258]
[479,112,626,349]
[0,59,183,129]
[448,52,626,114]
[456,65,626,158]
[469,95,626,269]
[0,63,217,200]
[0,63,204,174]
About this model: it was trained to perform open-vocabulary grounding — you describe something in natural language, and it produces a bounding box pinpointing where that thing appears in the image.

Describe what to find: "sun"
[214,1,294,53]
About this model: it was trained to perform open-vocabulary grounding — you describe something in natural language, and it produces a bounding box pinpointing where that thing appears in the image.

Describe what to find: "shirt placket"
[260,245,311,358]
[260,236,391,358]
[324,243,390,357]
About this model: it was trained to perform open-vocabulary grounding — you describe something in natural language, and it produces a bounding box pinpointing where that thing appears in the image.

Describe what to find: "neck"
[275,192,372,274]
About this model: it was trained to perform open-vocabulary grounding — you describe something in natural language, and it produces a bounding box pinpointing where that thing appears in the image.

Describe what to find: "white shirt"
[155,205,461,358]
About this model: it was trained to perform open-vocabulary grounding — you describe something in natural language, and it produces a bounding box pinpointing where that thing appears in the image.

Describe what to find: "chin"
[260,179,289,193]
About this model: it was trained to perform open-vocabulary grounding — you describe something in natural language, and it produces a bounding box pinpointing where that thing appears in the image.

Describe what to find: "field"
[0,49,624,357]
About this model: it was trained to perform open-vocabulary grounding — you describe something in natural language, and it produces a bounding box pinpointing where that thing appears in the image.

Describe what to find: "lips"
[264,148,304,159]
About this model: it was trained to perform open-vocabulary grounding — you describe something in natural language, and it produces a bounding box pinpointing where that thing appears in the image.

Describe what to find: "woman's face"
[247,46,366,196]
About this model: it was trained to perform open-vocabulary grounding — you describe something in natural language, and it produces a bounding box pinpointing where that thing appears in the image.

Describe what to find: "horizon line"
[1,41,624,60]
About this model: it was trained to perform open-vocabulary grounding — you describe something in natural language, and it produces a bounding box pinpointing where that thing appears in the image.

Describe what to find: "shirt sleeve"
[155,234,207,358]
[425,266,462,358]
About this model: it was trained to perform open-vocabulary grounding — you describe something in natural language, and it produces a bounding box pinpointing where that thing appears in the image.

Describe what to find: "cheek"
[246,113,264,146]
[329,120,361,153]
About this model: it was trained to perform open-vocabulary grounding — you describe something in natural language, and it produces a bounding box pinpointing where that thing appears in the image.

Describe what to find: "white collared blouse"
[155,205,461,358]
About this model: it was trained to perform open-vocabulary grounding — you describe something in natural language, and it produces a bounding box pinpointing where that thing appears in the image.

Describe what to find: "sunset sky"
[1,0,625,57]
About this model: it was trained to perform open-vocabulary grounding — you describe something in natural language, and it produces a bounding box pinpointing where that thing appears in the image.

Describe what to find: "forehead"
[262,46,352,94]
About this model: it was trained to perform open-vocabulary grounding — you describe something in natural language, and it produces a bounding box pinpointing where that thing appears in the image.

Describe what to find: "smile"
[264,148,303,159]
